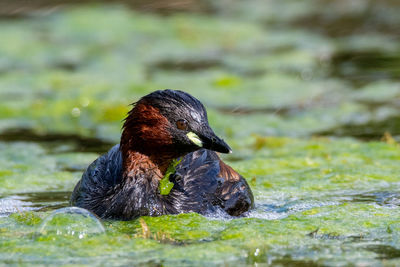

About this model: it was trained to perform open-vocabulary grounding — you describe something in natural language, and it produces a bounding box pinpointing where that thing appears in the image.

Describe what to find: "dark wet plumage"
[70,89,254,220]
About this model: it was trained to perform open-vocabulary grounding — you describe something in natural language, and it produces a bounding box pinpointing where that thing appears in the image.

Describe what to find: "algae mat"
[0,136,400,266]
[1,137,400,265]
[0,1,400,266]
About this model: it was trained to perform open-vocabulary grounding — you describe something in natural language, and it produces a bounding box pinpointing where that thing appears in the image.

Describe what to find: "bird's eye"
[176,119,188,130]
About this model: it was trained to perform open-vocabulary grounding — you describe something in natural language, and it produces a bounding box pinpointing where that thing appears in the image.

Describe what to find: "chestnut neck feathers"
[120,102,172,177]
[120,90,206,178]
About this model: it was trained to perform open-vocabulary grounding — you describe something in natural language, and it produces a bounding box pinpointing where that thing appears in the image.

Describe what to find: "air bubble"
[37,207,105,238]
[71,107,81,117]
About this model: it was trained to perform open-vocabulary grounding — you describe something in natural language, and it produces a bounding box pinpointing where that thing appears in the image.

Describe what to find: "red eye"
[176,119,188,130]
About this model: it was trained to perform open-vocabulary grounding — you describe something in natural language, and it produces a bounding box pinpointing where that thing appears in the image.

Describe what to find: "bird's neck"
[119,102,181,178]
[116,149,170,218]
[121,149,175,180]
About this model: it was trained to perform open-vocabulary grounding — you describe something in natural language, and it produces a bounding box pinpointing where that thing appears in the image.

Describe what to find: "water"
[0,191,70,217]
[1,138,400,265]
[0,0,400,265]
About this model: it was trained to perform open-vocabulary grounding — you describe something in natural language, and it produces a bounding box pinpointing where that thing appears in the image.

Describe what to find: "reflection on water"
[4,188,397,221]
[367,245,400,260]
[250,199,339,220]
[330,50,400,86]
[0,196,37,217]
[344,191,400,207]
[249,190,400,221]
[317,115,400,141]
[0,191,70,217]
[0,129,113,154]
[0,0,213,17]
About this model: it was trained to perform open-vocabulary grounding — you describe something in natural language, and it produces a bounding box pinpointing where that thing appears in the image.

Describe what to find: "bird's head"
[121,89,231,160]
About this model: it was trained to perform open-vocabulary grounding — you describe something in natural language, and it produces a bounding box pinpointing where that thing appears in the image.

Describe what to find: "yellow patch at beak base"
[187,132,203,147]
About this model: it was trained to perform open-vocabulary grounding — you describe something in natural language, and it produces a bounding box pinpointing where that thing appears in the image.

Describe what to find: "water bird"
[70,89,254,220]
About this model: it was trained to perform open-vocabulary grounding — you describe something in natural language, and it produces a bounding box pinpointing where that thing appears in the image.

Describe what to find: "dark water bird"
[70,89,254,220]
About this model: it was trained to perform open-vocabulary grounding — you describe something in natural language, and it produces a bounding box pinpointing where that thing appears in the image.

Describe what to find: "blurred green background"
[0,0,400,266]
[1,0,399,144]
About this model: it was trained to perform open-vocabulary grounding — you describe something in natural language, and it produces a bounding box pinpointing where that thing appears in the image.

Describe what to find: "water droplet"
[37,207,105,238]
[71,107,81,117]
[80,98,90,107]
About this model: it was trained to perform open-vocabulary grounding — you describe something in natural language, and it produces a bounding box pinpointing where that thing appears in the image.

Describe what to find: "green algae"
[10,212,42,226]
[159,158,182,195]
[0,1,400,266]
[0,4,398,141]
[0,142,96,195]
[1,136,400,265]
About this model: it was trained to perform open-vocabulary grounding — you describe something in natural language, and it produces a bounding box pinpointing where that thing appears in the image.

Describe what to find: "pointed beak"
[186,126,232,154]
[201,133,232,154]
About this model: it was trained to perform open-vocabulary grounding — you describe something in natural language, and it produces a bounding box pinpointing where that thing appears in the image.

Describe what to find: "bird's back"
[70,144,123,216]
[166,149,254,216]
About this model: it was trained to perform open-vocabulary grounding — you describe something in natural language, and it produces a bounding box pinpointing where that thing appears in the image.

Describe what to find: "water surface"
[0,0,400,265]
